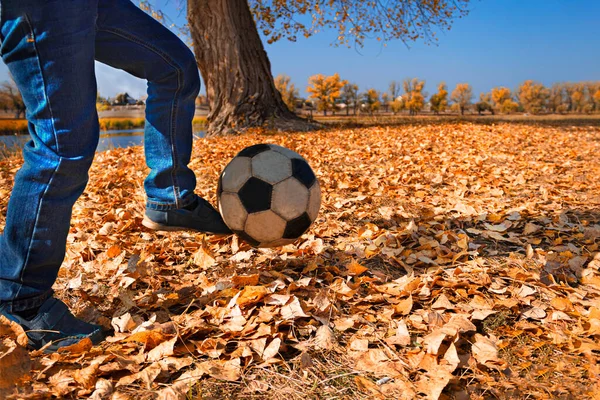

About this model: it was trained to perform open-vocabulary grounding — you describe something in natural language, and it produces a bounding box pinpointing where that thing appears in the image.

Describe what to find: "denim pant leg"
[95,0,199,211]
[0,1,99,308]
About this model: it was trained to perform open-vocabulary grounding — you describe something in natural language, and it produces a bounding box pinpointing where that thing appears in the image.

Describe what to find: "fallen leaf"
[314,325,337,350]
[280,297,309,320]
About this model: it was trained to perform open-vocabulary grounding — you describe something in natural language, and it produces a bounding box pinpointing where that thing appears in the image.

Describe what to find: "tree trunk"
[187,0,316,136]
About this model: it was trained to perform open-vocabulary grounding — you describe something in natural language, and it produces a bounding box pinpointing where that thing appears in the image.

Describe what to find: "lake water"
[0,129,206,156]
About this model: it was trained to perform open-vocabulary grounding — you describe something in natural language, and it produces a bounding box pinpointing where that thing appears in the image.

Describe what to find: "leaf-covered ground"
[1,121,599,399]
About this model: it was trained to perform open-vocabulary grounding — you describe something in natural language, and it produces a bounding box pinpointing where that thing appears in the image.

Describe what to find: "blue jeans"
[0,0,199,311]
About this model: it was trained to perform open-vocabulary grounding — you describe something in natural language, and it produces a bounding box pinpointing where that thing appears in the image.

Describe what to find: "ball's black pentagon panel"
[291,158,316,188]
[283,212,312,239]
[233,230,261,247]
[245,210,287,243]
[236,143,271,158]
[238,177,273,213]
[251,150,292,184]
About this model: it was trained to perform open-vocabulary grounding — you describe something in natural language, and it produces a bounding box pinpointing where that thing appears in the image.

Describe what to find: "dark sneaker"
[142,196,232,234]
[0,297,104,353]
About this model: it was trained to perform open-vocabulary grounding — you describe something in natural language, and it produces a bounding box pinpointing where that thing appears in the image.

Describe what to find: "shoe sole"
[142,216,188,232]
[142,216,231,235]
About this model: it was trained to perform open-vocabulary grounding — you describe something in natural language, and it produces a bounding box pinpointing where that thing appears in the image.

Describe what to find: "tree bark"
[187,0,317,136]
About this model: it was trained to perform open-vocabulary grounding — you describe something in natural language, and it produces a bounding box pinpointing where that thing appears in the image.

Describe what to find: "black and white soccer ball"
[217,144,321,248]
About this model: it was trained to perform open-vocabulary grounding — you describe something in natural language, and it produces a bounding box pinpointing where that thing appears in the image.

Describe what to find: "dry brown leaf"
[0,315,28,347]
[193,246,216,269]
[523,307,547,320]
[355,375,385,399]
[112,312,137,333]
[416,366,453,400]
[442,342,461,372]
[0,337,31,389]
[123,330,170,350]
[116,363,162,389]
[232,274,260,287]
[346,259,369,275]
[423,330,447,355]
[48,369,76,397]
[107,244,122,258]
[147,336,177,362]
[393,295,413,316]
[386,319,411,347]
[349,338,369,352]
[334,317,356,331]
[280,296,309,320]
[72,363,99,390]
[314,325,337,350]
[88,378,113,400]
[236,285,269,307]
[261,337,281,360]
[472,334,502,368]
[551,296,574,312]
[197,358,241,381]
[431,293,454,310]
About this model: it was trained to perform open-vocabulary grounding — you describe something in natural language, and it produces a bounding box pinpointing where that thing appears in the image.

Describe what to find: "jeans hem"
[146,193,197,211]
[0,288,53,313]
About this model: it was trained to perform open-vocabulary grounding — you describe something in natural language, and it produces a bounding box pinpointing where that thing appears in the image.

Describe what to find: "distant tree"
[0,80,26,118]
[501,99,519,114]
[429,82,448,115]
[381,93,390,113]
[517,80,549,114]
[490,87,511,113]
[361,88,381,116]
[475,92,493,115]
[96,92,109,104]
[403,78,425,116]
[196,94,209,108]
[274,74,300,112]
[594,87,600,112]
[451,83,473,115]
[389,80,402,101]
[390,98,404,114]
[567,83,586,113]
[340,83,359,116]
[475,102,493,115]
[307,73,347,115]
[547,83,566,114]
[585,82,600,112]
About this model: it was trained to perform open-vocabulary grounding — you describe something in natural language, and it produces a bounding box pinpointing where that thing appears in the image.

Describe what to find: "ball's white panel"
[219,192,247,231]
[259,238,296,248]
[245,210,286,243]
[272,177,309,220]
[252,150,292,184]
[307,182,321,221]
[221,157,252,192]
[268,144,304,160]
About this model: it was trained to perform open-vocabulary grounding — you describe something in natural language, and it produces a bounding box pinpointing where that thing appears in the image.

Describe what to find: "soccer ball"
[217,144,321,248]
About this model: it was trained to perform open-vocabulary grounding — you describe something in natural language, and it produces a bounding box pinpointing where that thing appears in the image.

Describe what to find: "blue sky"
[1,0,598,100]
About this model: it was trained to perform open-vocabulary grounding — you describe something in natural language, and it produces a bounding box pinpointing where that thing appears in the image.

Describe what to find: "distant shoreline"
[0,111,208,136]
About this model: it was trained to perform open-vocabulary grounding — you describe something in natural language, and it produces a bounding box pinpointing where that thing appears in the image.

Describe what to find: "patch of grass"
[482,310,518,333]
